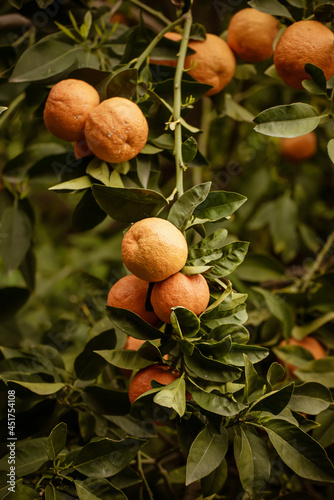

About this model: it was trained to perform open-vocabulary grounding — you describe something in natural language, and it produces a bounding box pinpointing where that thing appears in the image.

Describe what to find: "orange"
[128,364,177,404]
[74,137,93,159]
[227,8,279,63]
[110,13,127,25]
[84,97,148,163]
[151,272,210,324]
[152,32,235,96]
[43,79,100,141]
[121,218,188,282]
[274,20,334,89]
[278,337,326,373]
[107,274,159,326]
[280,131,317,163]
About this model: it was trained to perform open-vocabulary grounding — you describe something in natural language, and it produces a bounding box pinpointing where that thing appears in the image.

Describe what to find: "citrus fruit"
[274,20,334,89]
[227,8,279,62]
[153,32,236,96]
[74,137,93,159]
[110,12,127,24]
[151,272,210,324]
[121,218,188,282]
[43,79,100,141]
[84,97,148,163]
[128,364,177,404]
[107,274,159,325]
[280,131,317,163]
[278,337,326,373]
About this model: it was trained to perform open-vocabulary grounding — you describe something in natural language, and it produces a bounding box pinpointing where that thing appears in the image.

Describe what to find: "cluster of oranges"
[107,217,210,403]
[43,79,148,163]
[151,8,334,95]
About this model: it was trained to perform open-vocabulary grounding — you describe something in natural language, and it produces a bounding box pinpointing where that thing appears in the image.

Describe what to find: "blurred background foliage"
[1,0,334,499]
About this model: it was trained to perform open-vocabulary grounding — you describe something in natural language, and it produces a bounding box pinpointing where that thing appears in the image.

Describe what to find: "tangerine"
[280,131,317,163]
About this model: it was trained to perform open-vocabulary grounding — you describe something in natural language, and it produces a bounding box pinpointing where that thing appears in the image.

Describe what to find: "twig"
[173,7,193,197]
[129,0,172,25]
[137,451,154,500]
[300,230,334,292]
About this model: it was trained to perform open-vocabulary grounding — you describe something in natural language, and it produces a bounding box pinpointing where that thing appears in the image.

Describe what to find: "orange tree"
[0,1,334,499]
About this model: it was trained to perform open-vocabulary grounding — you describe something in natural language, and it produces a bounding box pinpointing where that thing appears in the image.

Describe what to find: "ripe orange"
[43,79,100,141]
[227,8,279,63]
[107,274,159,325]
[84,97,148,163]
[280,131,317,163]
[121,218,188,282]
[151,272,210,324]
[152,32,235,96]
[110,13,127,25]
[274,20,334,89]
[74,137,93,159]
[128,364,178,404]
[278,337,326,373]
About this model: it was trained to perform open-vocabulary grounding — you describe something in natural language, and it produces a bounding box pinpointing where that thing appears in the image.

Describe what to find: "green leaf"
[0,437,48,477]
[267,362,286,387]
[171,307,200,338]
[248,0,293,18]
[201,459,227,497]
[72,189,106,231]
[75,477,127,500]
[10,38,85,82]
[288,382,332,415]
[295,357,334,388]
[95,349,151,370]
[182,137,198,165]
[86,160,111,186]
[0,206,32,271]
[235,254,285,282]
[225,94,254,122]
[92,185,167,222]
[250,383,294,414]
[254,103,320,138]
[74,330,117,380]
[206,242,249,278]
[7,381,65,395]
[313,406,334,448]
[328,138,334,163]
[186,426,228,485]
[47,422,67,460]
[0,106,8,115]
[303,64,328,95]
[98,67,138,100]
[261,419,334,483]
[190,191,247,225]
[154,376,187,417]
[191,389,247,416]
[49,176,92,191]
[292,312,334,339]
[223,343,269,366]
[234,428,270,498]
[74,437,145,477]
[244,354,258,401]
[190,228,228,252]
[254,287,293,339]
[106,306,163,340]
[168,182,211,232]
[185,347,241,383]
[234,64,257,80]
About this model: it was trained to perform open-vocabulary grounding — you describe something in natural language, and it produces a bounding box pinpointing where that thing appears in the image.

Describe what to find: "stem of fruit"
[129,0,172,25]
[300,230,334,292]
[173,9,193,198]
[134,15,185,70]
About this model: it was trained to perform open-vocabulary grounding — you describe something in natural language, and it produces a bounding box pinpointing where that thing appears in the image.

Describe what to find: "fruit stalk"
[173,8,193,198]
